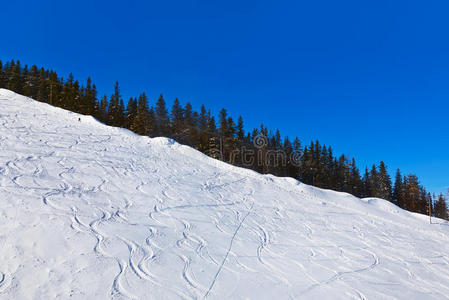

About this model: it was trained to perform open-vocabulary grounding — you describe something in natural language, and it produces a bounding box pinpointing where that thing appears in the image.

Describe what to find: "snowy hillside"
[0,89,448,300]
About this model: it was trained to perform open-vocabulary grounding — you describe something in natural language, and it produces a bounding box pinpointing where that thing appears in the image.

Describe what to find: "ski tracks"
[0,272,11,294]
[204,202,254,298]
[2,91,449,299]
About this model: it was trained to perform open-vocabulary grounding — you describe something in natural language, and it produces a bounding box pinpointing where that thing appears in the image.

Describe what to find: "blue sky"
[2,0,448,194]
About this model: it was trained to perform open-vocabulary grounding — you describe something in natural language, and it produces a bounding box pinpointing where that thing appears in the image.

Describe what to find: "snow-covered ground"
[0,89,448,300]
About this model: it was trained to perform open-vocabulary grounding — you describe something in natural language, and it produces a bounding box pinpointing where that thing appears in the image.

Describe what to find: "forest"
[1,59,447,220]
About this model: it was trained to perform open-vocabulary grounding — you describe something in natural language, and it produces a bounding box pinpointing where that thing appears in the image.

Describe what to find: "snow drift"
[0,89,448,299]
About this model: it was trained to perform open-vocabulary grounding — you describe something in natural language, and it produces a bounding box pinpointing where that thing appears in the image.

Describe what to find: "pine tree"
[434,194,448,220]
[0,60,3,88]
[393,169,403,206]
[119,98,125,126]
[82,77,97,116]
[274,129,282,149]
[125,97,137,129]
[417,186,428,214]
[284,136,300,178]
[377,161,392,200]
[131,93,150,135]
[99,95,108,123]
[7,60,22,94]
[336,154,350,192]
[155,94,169,136]
[2,58,443,220]
[362,167,371,197]
[47,71,61,107]
[108,82,125,127]
[292,137,302,155]
[368,165,379,197]
[403,174,420,212]
[36,68,47,103]
[27,65,39,99]
[171,98,184,137]
[91,84,100,119]
[283,136,292,176]
[198,105,208,132]
[349,158,363,197]
[324,146,335,189]
[198,105,209,151]
[237,116,244,141]
[147,107,157,137]
[299,144,312,184]
[227,117,236,138]
[183,102,195,128]
[72,80,82,113]
[61,73,75,109]
[21,65,32,97]
[218,108,228,137]
[181,102,198,145]
[207,113,217,135]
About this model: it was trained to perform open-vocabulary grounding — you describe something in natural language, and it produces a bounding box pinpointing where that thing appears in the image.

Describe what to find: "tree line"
[1,59,447,220]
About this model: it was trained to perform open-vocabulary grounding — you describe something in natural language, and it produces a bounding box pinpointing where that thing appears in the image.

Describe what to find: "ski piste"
[0,88,448,299]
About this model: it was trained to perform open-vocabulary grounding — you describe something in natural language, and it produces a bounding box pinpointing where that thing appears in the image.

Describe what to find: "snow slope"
[0,89,448,300]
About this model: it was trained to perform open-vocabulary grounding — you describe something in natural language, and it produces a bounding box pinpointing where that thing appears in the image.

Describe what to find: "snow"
[0,88,448,299]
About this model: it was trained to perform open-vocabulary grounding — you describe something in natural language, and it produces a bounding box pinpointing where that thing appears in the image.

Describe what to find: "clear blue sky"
[2,0,448,195]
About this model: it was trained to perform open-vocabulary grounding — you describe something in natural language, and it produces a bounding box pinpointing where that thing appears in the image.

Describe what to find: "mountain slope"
[0,89,448,300]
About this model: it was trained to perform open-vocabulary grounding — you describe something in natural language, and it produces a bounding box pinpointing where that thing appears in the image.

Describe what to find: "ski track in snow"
[0,89,449,299]
[205,202,254,298]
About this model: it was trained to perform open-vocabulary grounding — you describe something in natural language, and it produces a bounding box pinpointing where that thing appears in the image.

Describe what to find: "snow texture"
[0,88,448,299]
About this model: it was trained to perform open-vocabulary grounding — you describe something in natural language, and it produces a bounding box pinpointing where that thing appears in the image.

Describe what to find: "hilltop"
[0,89,448,299]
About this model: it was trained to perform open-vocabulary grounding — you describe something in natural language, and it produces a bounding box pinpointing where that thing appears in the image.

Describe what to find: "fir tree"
[2,58,442,220]
[125,97,137,129]
[147,107,157,137]
[155,94,169,136]
[171,98,184,137]
[108,82,125,127]
[131,93,150,135]
[337,154,350,192]
[227,117,236,138]
[434,194,448,220]
[83,77,97,116]
[61,73,75,110]
[349,158,363,197]
[22,65,32,97]
[119,98,125,126]
[274,129,282,149]
[369,165,379,197]
[207,113,217,135]
[289,137,301,179]
[377,161,392,200]
[0,60,3,88]
[362,167,371,197]
[218,108,228,137]
[72,80,82,113]
[198,105,208,132]
[99,95,108,123]
[184,102,195,128]
[198,105,209,151]
[393,169,403,206]
[7,60,22,94]
[403,174,420,212]
[237,116,244,141]
[28,65,40,99]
